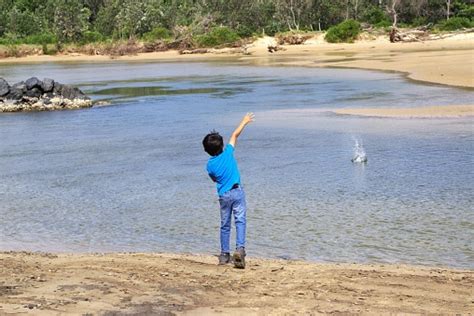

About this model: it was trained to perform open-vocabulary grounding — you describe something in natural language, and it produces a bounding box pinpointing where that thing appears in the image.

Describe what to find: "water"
[352,138,367,163]
[0,61,473,269]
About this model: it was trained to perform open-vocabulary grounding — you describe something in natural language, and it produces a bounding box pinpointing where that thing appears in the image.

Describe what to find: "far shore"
[335,104,474,118]
[1,33,473,118]
[1,33,473,88]
[1,251,473,315]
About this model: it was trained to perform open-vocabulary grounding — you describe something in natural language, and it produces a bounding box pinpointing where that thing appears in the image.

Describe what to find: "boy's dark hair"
[203,130,224,156]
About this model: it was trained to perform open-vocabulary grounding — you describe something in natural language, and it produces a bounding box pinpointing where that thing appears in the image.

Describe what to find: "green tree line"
[0,0,472,45]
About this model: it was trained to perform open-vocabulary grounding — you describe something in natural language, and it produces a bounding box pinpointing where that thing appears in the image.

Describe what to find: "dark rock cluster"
[0,77,92,112]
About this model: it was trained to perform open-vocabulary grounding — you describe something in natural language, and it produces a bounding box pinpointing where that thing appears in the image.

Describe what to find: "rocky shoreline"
[0,77,92,112]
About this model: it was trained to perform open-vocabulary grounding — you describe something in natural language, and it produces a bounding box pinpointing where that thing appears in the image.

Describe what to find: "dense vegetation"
[325,19,361,43]
[0,0,472,49]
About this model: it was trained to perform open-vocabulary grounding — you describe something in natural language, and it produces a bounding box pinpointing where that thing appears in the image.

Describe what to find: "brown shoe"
[218,252,230,265]
[233,247,246,269]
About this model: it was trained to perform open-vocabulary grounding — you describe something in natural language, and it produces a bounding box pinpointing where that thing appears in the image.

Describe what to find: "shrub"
[457,6,474,20]
[411,17,428,27]
[24,33,58,45]
[196,27,240,47]
[0,33,57,46]
[363,7,390,25]
[42,43,58,55]
[437,17,472,31]
[397,23,411,28]
[263,22,280,36]
[142,27,172,42]
[1,44,41,58]
[235,24,254,38]
[325,20,361,43]
[374,20,392,28]
[0,37,18,45]
[80,31,105,44]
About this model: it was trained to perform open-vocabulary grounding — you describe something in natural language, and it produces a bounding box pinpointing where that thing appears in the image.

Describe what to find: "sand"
[334,104,474,118]
[244,34,474,89]
[1,252,473,315]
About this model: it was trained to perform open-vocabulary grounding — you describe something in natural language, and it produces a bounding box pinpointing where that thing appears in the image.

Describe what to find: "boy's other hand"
[243,112,255,125]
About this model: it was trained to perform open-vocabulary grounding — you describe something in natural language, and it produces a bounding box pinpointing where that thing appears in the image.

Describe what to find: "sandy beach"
[334,104,474,118]
[1,252,473,315]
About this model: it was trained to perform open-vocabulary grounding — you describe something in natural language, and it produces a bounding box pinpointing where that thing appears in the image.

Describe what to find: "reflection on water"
[0,61,473,269]
[94,86,221,98]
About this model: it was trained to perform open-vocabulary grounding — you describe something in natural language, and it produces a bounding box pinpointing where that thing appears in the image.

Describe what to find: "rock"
[0,78,10,96]
[41,78,54,92]
[6,88,24,100]
[44,92,55,99]
[0,78,92,112]
[12,81,26,92]
[53,82,64,95]
[25,77,42,90]
[60,85,89,100]
[25,88,42,98]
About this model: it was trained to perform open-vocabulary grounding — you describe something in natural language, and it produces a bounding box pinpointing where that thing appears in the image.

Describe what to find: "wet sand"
[334,104,474,118]
[0,252,473,315]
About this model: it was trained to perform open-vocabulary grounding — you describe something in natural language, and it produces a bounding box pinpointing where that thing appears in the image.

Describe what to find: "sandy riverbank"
[334,104,474,118]
[0,252,473,315]
[1,33,472,118]
[1,33,473,90]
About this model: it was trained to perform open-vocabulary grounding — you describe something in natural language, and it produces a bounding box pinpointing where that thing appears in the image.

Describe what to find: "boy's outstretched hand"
[229,112,255,147]
[242,112,255,125]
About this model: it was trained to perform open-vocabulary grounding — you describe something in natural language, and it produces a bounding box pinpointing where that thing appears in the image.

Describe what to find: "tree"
[53,0,91,42]
[446,0,451,19]
[275,0,312,31]
[386,0,401,27]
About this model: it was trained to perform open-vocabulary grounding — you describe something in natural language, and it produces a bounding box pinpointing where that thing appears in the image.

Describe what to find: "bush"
[195,27,239,47]
[437,17,472,31]
[457,6,474,20]
[80,31,104,44]
[142,27,172,42]
[42,43,58,55]
[24,33,58,45]
[363,7,390,25]
[325,20,361,43]
[0,33,57,45]
[374,20,392,28]
[0,37,18,45]
[411,17,428,27]
[235,24,254,38]
[263,22,280,36]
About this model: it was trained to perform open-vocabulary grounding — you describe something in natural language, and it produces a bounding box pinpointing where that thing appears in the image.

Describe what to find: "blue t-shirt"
[207,144,241,196]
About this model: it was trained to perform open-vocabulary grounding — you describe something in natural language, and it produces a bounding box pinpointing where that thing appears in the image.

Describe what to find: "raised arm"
[229,112,255,147]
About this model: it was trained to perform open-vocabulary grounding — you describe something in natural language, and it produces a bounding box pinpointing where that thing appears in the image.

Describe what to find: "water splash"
[351,138,367,163]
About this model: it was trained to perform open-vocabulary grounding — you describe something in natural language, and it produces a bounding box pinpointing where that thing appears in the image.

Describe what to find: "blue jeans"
[218,186,246,253]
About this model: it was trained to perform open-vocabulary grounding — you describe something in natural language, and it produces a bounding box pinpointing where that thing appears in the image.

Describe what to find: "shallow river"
[0,61,473,269]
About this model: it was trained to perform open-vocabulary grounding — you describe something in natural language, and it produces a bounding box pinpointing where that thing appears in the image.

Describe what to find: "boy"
[202,112,255,269]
